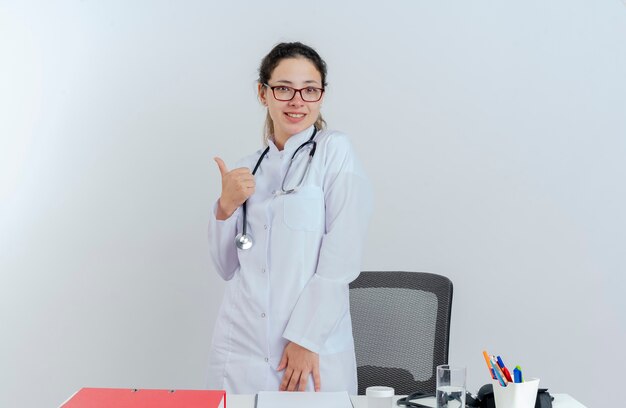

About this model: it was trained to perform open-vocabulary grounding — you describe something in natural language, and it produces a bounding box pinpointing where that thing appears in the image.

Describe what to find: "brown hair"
[258,42,327,144]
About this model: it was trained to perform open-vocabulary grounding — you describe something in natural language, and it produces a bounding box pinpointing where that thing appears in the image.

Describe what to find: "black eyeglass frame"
[264,83,325,102]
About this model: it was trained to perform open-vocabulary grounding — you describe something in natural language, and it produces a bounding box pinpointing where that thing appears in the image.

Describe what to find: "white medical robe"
[207,126,373,394]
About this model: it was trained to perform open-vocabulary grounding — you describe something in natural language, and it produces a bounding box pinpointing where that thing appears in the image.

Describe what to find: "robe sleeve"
[207,155,254,281]
[207,201,241,281]
[282,133,373,353]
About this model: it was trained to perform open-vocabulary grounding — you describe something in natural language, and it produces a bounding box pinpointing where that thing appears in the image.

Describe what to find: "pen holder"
[491,378,539,408]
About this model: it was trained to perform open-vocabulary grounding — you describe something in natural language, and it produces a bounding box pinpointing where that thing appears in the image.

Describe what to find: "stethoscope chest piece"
[235,233,253,250]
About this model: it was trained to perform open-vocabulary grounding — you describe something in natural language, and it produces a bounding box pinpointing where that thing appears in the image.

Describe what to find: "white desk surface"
[227,393,587,408]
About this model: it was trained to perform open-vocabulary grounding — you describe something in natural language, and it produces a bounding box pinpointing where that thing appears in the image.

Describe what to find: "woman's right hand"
[214,157,255,220]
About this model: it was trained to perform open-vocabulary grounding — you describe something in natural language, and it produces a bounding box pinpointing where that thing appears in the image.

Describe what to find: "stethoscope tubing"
[237,127,318,249]
[240,147,269,239]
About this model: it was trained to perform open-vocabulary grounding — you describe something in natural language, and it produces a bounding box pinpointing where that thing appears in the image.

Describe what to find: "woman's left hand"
[277,341,321,392]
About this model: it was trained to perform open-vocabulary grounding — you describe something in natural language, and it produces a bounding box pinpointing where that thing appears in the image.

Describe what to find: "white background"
[1,1,625,407]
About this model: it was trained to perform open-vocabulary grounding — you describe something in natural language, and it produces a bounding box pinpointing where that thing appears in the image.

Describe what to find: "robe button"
[261,312,266,318]
[264,357,269,362]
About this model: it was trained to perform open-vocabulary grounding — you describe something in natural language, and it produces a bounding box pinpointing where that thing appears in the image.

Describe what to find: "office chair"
[349,271,453,395]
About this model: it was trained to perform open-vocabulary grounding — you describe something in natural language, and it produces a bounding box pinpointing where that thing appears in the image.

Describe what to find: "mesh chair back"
[349,271,453,395]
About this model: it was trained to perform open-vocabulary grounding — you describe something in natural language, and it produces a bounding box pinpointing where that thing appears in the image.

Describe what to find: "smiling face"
[258,57,324,149]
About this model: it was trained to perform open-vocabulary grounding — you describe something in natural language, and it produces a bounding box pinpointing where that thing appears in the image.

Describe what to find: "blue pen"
[490,359,507,387]
[514,366,523,383]
[497,356,513,382]
[496,356,506,369]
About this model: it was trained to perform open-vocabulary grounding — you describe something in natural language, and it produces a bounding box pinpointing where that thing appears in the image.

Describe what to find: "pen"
[514,366,523,383]
[496,355,513,383]
[490,358,508,387]
[482,351,496,379]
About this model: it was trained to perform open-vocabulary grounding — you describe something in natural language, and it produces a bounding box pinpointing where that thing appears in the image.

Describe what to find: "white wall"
[1,1,624,406]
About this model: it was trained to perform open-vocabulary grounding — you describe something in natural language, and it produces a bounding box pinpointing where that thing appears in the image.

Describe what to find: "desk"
[227,393,587,408]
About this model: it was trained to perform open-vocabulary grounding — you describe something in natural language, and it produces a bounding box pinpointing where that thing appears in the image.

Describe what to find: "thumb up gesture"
[214,157,256,220]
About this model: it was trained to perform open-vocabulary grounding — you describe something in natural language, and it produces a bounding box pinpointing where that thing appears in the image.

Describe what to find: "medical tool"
[235,127,318,250]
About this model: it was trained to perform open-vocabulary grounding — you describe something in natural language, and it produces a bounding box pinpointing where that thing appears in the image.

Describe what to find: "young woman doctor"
[207,42,372,395]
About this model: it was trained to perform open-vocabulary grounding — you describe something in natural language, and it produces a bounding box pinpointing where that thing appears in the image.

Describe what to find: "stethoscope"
[235,126,318,250]
[396,390,480,408]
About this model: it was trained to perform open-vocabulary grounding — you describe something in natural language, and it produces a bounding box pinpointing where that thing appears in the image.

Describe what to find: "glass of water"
[436,365,466,408]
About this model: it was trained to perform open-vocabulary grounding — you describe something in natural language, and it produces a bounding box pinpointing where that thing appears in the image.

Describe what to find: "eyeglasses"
[264,83,324,102]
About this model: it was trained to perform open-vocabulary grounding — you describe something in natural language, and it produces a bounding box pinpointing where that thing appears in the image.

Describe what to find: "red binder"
[61,388,226,408]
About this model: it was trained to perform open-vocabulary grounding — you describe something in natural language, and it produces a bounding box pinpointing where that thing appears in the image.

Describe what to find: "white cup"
[366,386,394,408]
[491,378,540,408]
